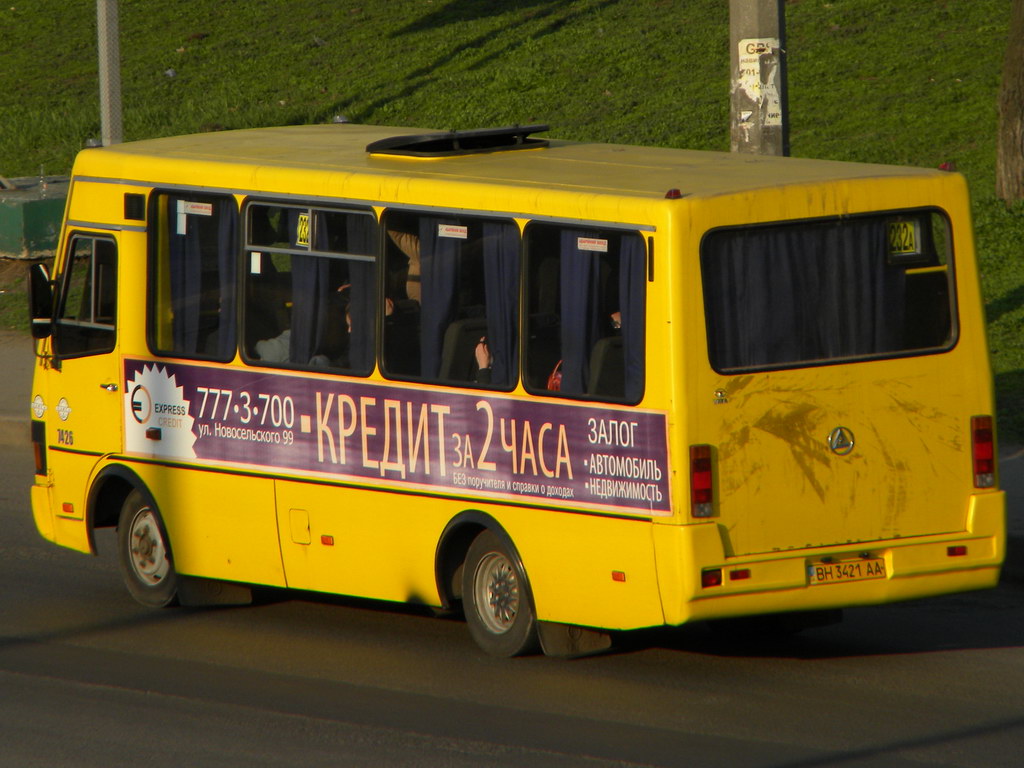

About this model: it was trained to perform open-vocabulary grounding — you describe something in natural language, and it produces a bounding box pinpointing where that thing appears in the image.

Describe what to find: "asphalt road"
[2,331,1023,767]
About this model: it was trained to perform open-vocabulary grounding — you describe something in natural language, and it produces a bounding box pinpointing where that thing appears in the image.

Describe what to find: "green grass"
[1,0,1021,440]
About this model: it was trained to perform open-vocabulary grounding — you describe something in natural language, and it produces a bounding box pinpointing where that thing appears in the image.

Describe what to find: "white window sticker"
[175,200,213,235]
[577,237,608,253]
[250,252,263,274]
[438,224,468,240]
[181,201,213,217]
[176,201,187,235]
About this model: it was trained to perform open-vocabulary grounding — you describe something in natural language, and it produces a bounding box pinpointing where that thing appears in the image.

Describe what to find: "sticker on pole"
[737,38,782,127]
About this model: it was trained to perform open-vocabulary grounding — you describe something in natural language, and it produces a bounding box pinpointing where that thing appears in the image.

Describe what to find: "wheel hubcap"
[474,552,519,634]
[129,509,169,586]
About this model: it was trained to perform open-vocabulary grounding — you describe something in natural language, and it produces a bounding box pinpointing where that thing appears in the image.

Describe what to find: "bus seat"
[588,336,624,397]
[439,317,488,381]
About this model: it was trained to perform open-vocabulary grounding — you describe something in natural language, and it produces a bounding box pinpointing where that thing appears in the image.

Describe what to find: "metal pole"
[729,0,789,155]
[97,0,123,146]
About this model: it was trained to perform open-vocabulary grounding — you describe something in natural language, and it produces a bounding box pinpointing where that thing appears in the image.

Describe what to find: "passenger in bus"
[256,286,352,367]
[474,337,492,384]
[388,228,421,303]
[254,329,290,362]
[382,227,423,376]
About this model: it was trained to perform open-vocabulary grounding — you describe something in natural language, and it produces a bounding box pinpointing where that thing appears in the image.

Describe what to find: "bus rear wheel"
[117,490,178,608]
[462,530,538,657]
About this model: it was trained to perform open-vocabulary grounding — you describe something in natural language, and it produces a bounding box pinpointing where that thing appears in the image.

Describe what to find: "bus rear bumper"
[655,490,1006,626]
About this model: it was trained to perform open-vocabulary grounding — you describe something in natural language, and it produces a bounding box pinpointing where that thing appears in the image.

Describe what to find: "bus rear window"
[700,210,957,373]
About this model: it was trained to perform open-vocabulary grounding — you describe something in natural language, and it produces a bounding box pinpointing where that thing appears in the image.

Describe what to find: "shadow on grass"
[393,0,567,36]
[335,0,620,128]
[986,283,1024,325]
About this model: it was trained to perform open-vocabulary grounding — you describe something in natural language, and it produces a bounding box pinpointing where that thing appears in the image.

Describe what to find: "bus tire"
[462,530,538,657]
[117,489,178,608]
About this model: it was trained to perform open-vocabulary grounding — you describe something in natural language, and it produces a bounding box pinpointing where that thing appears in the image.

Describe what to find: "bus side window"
[380,212,519,388]
[149,194,238,361]
[243,204,377,375]
[524,225,646,403]
[53,235,117,358]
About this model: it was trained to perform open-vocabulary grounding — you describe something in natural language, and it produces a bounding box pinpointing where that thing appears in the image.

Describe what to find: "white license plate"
[808,558,886,585]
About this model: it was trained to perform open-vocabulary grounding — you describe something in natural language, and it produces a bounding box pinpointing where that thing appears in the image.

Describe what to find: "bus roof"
[74,123,946,202]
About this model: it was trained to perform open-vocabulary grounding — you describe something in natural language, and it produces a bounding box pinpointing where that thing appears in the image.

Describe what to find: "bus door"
[46,232,121,534]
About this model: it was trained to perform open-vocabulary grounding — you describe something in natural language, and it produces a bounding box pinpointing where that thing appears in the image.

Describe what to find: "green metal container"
[0,176,69,259]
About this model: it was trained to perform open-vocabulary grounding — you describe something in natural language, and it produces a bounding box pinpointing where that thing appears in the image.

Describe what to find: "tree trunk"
[997,0,1024,201]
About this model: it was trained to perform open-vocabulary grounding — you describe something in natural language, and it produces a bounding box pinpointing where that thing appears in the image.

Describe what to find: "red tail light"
[690,444,714,517]
[701,568,723,588]
[971,416,995,488]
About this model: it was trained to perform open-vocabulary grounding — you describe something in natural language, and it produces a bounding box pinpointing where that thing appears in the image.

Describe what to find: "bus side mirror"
[28,262,54,340]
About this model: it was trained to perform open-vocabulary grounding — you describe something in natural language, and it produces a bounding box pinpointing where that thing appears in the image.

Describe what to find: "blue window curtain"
[288,208,327,365]
[214,205,237,360]
[289,254,331,365]
[618,234,646,402]
[418,217,461,379]
[558,230,602,395]
[346,218,377,373]
[167,196,237,357]
[702,218,906,371]
[168,199,202,354]
[482,222,519,386]
[288,209,378,370]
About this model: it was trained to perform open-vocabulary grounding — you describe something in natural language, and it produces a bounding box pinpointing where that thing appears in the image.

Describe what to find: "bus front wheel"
[117,490,178,608]
[462,530,538,657]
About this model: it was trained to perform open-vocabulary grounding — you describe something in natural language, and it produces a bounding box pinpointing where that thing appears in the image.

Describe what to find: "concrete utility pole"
[97,0,123,146]
[729,0,789,155]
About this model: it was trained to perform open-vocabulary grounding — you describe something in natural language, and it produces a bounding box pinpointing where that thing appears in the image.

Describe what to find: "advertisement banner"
[124,359,672,516]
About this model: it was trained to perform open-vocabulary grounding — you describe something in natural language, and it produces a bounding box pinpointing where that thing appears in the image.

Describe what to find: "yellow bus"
[27,123,1005,656]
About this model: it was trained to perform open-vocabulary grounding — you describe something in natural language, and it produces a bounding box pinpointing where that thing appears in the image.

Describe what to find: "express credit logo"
[130,384,152,424]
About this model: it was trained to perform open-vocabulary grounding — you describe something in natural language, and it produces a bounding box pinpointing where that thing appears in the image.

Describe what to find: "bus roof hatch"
[365,124,549,158]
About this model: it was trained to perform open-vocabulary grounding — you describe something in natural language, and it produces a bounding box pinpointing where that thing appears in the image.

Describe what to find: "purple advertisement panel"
[123,359,672,516]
